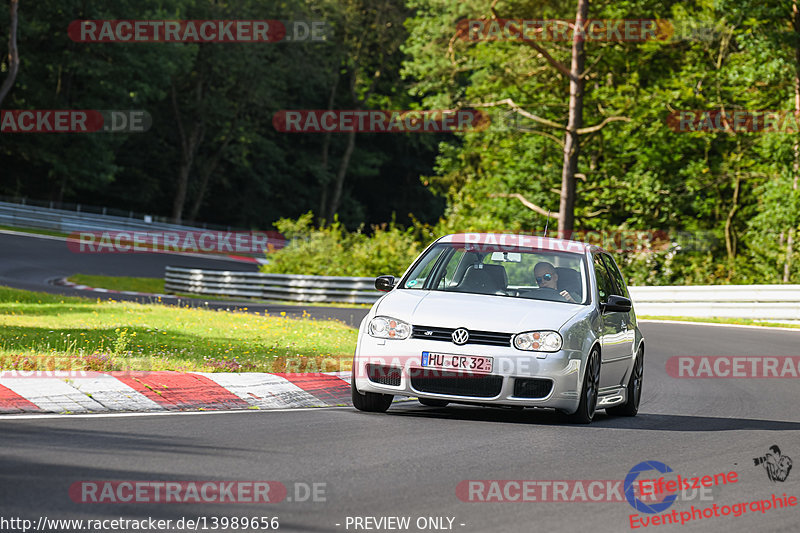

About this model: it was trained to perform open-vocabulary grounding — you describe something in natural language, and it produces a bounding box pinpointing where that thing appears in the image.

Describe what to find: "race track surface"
[2,324,799,532]
[1,231,799,532]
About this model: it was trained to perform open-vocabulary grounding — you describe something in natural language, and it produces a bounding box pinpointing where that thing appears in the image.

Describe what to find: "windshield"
[401,243,589,305]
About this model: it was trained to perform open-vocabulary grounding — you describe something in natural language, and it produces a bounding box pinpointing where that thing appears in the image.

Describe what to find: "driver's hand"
[560,290,575,302]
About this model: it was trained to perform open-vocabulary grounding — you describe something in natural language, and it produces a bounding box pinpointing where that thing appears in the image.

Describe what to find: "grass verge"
[0,225,70,238]
[69,274,165,294]
[0,286,357,373]
[639,315,800,329]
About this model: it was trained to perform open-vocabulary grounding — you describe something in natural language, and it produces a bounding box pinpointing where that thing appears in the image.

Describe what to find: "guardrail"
[165,267,383,304]
[627,285,800,322]
[164,267,800,321]
[0,199,234,233]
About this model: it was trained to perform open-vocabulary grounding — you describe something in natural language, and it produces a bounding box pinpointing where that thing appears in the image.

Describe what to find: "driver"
[534,262,576,303]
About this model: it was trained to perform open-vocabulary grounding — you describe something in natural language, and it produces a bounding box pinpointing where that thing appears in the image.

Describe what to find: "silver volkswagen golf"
[351,233,644,424]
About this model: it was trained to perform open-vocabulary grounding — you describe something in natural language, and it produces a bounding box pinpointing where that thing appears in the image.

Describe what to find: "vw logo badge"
[452,328,469,345]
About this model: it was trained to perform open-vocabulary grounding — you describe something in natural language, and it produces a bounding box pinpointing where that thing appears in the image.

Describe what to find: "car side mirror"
[375,275,396,292]
[601,295,632,313]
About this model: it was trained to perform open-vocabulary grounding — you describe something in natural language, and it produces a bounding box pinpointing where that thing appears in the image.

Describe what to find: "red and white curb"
[0,371,374,414]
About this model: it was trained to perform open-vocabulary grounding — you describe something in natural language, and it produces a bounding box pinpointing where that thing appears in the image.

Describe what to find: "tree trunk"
[318,75,339,225]
[724,173,740,262]
[321,42,387,223]
[187,132,233,222]
[0,0,19,106]
[326,128,357,222]
[557,0,588,237]
[173,160,193,224]
[170,80,205,224]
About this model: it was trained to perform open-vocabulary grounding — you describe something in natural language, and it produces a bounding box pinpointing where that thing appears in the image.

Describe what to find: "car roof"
[438,233,602,254]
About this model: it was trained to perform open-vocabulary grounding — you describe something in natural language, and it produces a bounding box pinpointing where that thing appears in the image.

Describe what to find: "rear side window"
[592,254,614,304]
[601,254,630,298]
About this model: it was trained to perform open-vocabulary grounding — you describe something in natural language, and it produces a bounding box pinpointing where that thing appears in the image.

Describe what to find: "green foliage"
[0,0,442,229]
[261,212,426,276]
[2,0,800,284]
[400,0,800,284]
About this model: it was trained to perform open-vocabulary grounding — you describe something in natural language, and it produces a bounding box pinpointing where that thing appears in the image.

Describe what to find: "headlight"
[368,316,411,340]
[513,330,563,352]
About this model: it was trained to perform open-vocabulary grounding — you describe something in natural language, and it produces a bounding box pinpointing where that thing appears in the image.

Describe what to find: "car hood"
[374,290,584,333]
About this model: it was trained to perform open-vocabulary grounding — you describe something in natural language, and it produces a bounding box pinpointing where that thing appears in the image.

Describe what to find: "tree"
[403,0,637,233]
[311,0,410,224]
[0,0,19,106]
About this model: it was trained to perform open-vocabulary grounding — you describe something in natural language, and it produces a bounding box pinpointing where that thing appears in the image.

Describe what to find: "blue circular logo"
[624,461,677,514]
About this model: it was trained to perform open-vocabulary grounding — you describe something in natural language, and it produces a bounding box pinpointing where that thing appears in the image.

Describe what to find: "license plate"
[421,352,493,373]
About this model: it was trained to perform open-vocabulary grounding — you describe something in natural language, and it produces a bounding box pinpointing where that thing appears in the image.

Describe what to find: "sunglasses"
[536,273,553,283]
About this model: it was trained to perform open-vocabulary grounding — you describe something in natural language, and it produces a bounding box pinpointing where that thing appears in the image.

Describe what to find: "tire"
[418,398,449,407]
[566,347,600,424]
[607,346,643,417]
[351,369,393,412]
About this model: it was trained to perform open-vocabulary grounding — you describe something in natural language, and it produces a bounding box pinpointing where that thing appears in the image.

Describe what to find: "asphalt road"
[2,231,799,532]
[0,231,367,326]
[2,322,800,533]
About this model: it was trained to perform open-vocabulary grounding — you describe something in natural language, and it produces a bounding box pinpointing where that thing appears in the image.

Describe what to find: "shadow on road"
[384,404,800,431]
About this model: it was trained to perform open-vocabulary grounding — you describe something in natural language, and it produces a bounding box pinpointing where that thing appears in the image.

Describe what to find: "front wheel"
[566,348,600,424]
[351,372,393,412]
[607,347,643,417]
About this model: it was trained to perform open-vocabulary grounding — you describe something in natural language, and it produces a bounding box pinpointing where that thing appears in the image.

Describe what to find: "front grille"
[410,370,503,398]
[411,326,512,347]
[513,378,553,398]
[366,364,401,386]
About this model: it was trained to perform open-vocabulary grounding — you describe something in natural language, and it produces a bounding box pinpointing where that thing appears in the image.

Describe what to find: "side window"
[439,250,466,288]
[601,254,629,298]
[404,247,447,289]
[593,254,614,304]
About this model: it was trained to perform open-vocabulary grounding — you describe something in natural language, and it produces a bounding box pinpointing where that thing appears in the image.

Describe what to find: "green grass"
[66,273,371,307]
[0,286,357,373]
[0,225,70,238]
[69,274,165,294]
[639,315,800,329]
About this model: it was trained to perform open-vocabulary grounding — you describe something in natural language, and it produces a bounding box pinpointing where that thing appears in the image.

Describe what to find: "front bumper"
[353,336,585,411]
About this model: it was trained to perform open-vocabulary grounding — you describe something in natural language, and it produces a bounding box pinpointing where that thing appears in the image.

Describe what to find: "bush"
[264,213,786,286]
[261,212,427,277]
